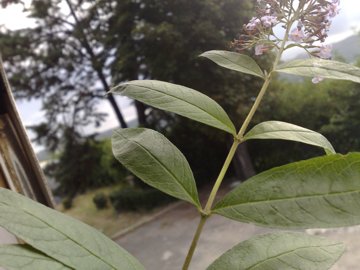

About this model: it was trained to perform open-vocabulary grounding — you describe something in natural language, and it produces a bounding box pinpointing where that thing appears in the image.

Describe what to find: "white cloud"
[0,2,35,30]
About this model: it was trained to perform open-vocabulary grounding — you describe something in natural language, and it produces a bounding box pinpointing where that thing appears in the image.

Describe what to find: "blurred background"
[0,1,360,268]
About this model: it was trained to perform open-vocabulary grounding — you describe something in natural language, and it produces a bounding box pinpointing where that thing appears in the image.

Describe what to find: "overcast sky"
[0,1,359,151]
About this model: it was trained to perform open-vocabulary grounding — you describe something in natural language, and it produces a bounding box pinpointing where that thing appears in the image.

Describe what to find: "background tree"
[250,67,360,172]
[0,0,266,192]
[0,0,129,150]
[108,0,268,181]
[45,128,127,202]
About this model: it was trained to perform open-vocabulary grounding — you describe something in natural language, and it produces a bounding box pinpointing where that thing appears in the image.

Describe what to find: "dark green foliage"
[109,187,175,212]
[45,129,127,198]
[131,0,269,183]
[1,0,263,186]
[321,80,360,153]
[93,193,108,210]
[249,80,333,171]
[250,73,360,171]
[62,197,73,210]
[0,0,130,151]
[0,0,257,148]
[167,119,229,186]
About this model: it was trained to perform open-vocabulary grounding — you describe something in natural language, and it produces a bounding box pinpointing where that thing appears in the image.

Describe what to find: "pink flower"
[312,76,324,84]
[327,0,340,18]
[255,44,268,55]
[289,28,305,42]
[317,44,332,59]
[245,17,261,31]
[260,15,278,28]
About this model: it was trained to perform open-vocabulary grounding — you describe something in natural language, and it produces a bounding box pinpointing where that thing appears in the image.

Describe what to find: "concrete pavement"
[116,201,274,269]
[116,199,360,270]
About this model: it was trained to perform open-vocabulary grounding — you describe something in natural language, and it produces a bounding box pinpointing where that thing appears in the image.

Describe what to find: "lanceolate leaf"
[110,80,236,135]
[0,188,144,270]
[214,153,360,229]
[200,50,265,79]
[276,58,360,83]
[112,128,201,208]
[207,232,344,270]
[0,244,71,270]
[243,121,335,154]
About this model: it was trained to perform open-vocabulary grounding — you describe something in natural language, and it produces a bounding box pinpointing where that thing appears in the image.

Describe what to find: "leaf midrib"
[207,51,264,78]
[246,243,341,270]
[215,188,360,211]
[121,83,235,134]
[277,62,359,74]
[0,251,73,270]
[244,129,334,152]
[0,202,118,270]
[246,129,321,137]
[279,65,345,71]
[114,130,199,207]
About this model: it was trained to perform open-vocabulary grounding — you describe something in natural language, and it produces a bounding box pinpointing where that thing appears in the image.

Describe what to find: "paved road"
[117,201,274,269]
[117,200,360,270]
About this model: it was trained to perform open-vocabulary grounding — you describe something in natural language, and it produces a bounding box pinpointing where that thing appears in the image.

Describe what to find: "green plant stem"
[204,139,240,213]
[237,74,272,138]
[182,215,208,270]
[182,10,299,270]
[238,11,295,138]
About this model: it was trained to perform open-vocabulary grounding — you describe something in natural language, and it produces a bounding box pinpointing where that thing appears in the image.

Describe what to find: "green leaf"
[207,232,344,270]
[276,58,360,83]
[0,244,71,270]
[112,128,201,208]
[200,50,265,79]
[243,121,335,154]
[110,80,236,135]
[214,153,360,229]
[0,188,144,270]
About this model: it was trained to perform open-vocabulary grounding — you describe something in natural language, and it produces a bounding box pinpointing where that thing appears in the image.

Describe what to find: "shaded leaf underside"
[214,153,360,229]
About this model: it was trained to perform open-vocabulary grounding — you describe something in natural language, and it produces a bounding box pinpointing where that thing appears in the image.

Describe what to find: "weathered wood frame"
[0,57,54,207]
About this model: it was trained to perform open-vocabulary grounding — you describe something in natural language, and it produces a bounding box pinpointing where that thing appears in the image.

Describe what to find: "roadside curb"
[111,201,185,240]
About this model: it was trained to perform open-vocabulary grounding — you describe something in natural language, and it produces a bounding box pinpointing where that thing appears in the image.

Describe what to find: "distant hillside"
[289,35,360,63]
[332,35,360,62]
[280,35,360,82]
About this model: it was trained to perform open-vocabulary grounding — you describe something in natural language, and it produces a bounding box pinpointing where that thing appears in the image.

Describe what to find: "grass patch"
[58,184,174,237]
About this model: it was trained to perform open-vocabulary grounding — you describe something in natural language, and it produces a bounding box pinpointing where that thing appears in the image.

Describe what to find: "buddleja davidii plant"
[0,0,357,270]
[111,0,360,269]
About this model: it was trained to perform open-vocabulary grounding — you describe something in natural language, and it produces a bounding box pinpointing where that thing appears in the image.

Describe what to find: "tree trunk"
[134,100,147,127]
[230,141,255,180]
[65,0,128,128]
[107,95,128,128]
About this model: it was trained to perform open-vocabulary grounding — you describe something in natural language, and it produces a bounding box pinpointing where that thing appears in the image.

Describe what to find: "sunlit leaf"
[0,188,144,270]
[110,80,236,135]
[112,128,201,208]
[244,121,335,154]
[200,50,265,79]
[0,244,71,270]
[276,59,360,83]
[214,153,360,229]
[207,232,344,270]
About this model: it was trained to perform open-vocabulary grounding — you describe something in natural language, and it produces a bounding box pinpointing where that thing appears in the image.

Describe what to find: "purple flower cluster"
[232,0,340,61]
[289,0,340,46]
[231,0,286,55]
[288,0,340,83]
